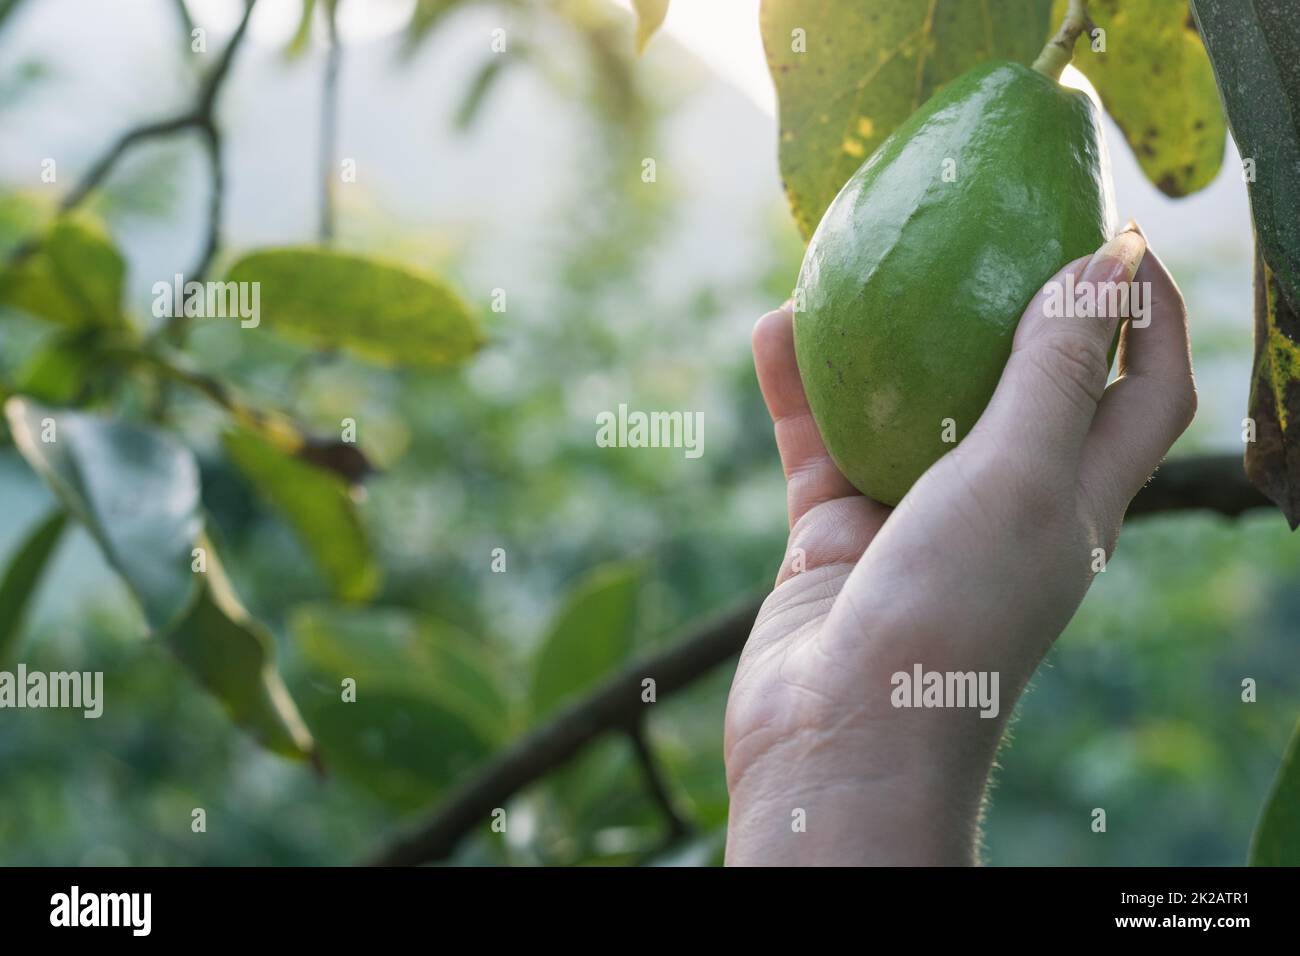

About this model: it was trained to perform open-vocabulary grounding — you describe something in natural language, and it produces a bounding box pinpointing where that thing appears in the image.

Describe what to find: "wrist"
[725,714,1004,866]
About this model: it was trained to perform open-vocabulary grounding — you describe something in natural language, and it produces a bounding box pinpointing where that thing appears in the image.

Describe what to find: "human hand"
[724,229,1196,865]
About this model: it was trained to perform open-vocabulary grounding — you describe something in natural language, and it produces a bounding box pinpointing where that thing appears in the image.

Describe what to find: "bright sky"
[188,0,1094,116]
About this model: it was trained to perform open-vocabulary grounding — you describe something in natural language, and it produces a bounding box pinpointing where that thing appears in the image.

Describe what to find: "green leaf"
[5,397,202,632]
[1249,716,1300,865]
[0,216,125,327]
[0,509,66,663]
[761,0,1054,239]
[223,427,379,603]
[454,56,509,131]
[286,0,317,58]
[1193,0,1300,310]
[291,607,502,807]
[12,329,106,404]
[4,398,313,756]
[0,191,50,258]
[1193,0,1300,526]
[292,605,512,744]
[224,247,483,368]
[632,0,668,54]
[298,684,488,809]
[168,538,314,759]
[530,562,641,719]
[1059,0,1224,197]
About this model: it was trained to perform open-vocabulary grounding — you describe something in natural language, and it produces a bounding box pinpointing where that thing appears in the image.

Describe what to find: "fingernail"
[1120,218,1145,238]
[1085,230,1147,284]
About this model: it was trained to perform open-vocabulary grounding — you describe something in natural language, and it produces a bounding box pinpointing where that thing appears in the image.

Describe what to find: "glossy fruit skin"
[794,60,1117,506]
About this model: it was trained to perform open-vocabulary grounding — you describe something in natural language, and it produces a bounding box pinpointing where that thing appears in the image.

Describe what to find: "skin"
[724,228,1197,865]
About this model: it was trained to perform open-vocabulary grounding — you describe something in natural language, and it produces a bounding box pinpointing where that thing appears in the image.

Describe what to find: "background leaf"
[293,605,512,743]
[223,427,379,603]
[1059,0,1224,197]
[12,326,121,405]
[225,247,483,368]
[1249,716,1300,864]
[0,216,125,327]
[453,55,511,131]
[761,0,1054,239]
[168,538,314,759]
[5,399,313,756]
[632,0,668,54]
[530,562,641,719]
[5,397,201,632]
[0,509,66,663]
[285,0,318,58]
[291,606,504,806]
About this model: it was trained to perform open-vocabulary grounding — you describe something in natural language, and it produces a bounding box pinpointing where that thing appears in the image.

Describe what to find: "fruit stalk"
[1031,0,1091,82]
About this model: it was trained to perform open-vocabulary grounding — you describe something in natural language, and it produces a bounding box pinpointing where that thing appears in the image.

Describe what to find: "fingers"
[1079,245,1197,520]
[776,495,888,586]
[965,231,1148,480]
[752,305,861,528]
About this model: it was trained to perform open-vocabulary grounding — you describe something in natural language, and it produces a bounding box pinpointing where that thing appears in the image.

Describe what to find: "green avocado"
[793,60,1117,506]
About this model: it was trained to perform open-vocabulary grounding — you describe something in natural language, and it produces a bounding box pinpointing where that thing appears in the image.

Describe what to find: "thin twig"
[5,0,257,273]
[365,597,758,866]
[627,723,691,839]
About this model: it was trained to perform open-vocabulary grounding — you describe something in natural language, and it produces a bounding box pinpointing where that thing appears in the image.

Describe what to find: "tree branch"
[1126,452,1271,518]
[364,452,1275,867]
[365,597,755,866]
[6,0,257,271]
[627,723,691,840]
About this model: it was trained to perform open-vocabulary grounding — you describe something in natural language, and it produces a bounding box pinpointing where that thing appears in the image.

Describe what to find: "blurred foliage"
[0,0,1294,868]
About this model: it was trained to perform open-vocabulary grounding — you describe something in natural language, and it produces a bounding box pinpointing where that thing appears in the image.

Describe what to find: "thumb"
[965,230,1147,476]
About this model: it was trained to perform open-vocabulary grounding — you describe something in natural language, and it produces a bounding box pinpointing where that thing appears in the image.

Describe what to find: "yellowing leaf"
[1245,255,1300,528]
[633,0,668,54]
[225,247,483,368]
[223,427,380,603]
[1058,0,1225,197]
[761,0,1054,239]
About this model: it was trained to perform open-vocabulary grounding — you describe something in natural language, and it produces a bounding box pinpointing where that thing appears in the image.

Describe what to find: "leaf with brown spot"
[1246,254,1300,528]
[1059,0,1225,198]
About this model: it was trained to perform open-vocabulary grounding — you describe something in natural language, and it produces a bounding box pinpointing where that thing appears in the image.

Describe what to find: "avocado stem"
[1031,0,1091,82]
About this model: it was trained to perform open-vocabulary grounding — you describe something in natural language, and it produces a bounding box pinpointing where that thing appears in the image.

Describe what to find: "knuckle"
[1173,375,1199,431]
[1028,329,1111,402]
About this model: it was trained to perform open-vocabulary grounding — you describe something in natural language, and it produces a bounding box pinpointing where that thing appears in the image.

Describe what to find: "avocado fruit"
[793,60,1118,506]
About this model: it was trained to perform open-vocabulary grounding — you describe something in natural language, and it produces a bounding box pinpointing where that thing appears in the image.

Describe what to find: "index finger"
[752,305,860,527]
